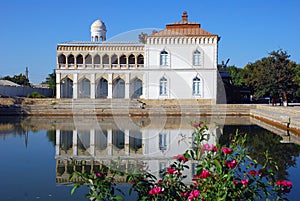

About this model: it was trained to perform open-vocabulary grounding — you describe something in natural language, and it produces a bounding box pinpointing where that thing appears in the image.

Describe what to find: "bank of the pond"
[1,98,300,134]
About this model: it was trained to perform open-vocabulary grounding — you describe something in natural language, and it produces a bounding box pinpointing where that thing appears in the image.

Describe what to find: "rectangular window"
[159,133,167,150]
[159,77,167,96]
[193,78,201,96]
[160,51,169,66]
[193,50,201,66]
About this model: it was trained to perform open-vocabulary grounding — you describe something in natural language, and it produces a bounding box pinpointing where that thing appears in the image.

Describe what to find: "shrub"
[70,121,292,200]
[27,91,45,98]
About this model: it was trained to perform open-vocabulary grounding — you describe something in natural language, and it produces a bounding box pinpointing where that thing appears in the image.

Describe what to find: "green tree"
[42,70,56,96]
[293,64,300,86]
[293,64,300,100]
[226,65,245,87]
[243,49,297,99]
[2,73,30,86]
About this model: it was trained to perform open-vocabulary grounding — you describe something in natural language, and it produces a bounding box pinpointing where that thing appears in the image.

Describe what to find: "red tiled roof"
[150,12,217,37]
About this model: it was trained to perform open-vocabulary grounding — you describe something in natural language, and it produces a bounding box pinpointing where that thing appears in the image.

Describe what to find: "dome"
[91,19,106,31]
[90,19,107,42]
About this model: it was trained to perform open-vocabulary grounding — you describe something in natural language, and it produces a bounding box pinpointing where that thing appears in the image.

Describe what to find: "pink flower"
[199,169,211,179]
[192,122,201,128]
[276,180,293,187]
[96,173,103,177]
[224,159,238,169]
[180,191,189,197]
[241,179,249,186]
[201,144,218,152]
[158,179,164,185]
[285,181,293,187]
[188,190,200,201]
[222,147,232,154]
[149,186,164,195]
[232,180,239,185]
[166,167,178,174]
[174,154,188,163]
[248,170,259,176]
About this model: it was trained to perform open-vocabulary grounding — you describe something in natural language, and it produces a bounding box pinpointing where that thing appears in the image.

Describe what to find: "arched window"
[61,77,73,98]
[120,55,126,68]
[58,54,66,64]
[192,77,201,96]
[111,54,118,64]
[78,77,91,98]
[67,54,74,64]
[96,78,108,98]
[112,130,124,150]
[128,54,135,65]
[159,77,167,96]
[193,50,201,66]
[95,130,107,151]
[94,55,100,64]
[137,54,144,67]
[112,77,125,98]
[76,54,83,64]
[102,54,109,64]
[85,54,92,68]
[130,77,143,98]
[160,50,169,66]
[85,54,92,64]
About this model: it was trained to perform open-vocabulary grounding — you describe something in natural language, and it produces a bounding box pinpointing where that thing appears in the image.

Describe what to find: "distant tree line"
[1,73,30,86]
[225,49,300,102]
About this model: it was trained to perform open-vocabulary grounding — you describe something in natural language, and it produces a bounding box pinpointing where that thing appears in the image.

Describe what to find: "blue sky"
[0,0,299,84]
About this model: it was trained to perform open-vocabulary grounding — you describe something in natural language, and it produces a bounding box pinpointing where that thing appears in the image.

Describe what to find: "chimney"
[182,11,188,23]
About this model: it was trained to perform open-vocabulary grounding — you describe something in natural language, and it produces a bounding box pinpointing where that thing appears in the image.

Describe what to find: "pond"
[0,115,299,200]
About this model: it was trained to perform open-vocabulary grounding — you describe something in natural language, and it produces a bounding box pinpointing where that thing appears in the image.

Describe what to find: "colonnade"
[56,73,145,99]
[55,129,144,157]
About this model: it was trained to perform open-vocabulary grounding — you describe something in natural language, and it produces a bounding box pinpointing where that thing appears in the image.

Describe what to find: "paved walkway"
[250,104,300,134]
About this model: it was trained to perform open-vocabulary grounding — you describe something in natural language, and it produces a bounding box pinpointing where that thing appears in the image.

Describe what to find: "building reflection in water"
[55,117,220,183]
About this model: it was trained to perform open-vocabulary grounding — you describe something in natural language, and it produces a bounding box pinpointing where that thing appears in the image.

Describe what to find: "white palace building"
[56,12,219,103]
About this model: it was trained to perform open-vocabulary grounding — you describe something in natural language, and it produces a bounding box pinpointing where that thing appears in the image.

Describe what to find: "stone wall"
[0,85,53,98]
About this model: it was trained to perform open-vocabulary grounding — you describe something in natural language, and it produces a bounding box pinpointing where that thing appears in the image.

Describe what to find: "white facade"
[56,12,219,103]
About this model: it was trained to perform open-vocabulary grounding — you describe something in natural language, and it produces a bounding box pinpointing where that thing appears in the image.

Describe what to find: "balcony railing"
[94,64,101,68]
[68,64,75,68]
[77,64,84,69]
[85,64,92,68]
[58,64,66,69]
[111,64,118,68]
[58,63,145,69]
[103,64,110,68]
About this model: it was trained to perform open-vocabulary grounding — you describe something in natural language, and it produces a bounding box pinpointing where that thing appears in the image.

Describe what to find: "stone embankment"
[0,98,255,116]
[1,98,300,133]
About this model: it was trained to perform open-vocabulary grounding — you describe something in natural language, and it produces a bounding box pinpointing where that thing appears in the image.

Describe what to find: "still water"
[0,115,299,200]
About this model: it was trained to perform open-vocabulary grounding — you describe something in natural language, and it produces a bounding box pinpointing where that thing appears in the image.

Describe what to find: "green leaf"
[113,195,124,200]
[214,159,222,171]
[71,183,80,195]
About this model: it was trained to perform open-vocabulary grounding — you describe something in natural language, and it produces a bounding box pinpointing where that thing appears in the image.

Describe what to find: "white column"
[55,130,60,156]
[108,74,113,99]
[141,73,147,99]
[90,129,95,156]
[125,130,130,155]
[73,73,78,99]
[56,73,61,99]
[91,73,96,99]
[73,130,78,156]
[107,129,112,155]
[142,130,146,155]
[125,73,130,99]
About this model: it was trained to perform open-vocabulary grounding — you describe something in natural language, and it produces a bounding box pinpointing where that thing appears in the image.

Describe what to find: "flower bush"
[70,121,293,200]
